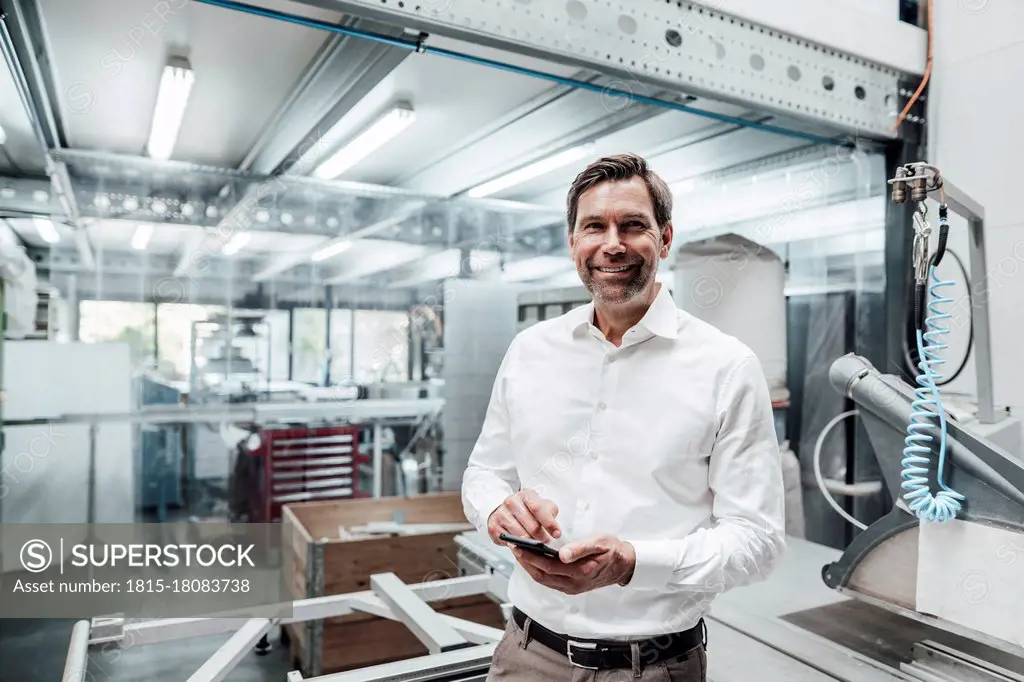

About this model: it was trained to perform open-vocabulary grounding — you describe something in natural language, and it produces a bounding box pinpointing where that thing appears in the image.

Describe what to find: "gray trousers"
[486,614,707,682]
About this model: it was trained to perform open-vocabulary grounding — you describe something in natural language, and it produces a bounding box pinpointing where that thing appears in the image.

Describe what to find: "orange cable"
[893,0,933,133]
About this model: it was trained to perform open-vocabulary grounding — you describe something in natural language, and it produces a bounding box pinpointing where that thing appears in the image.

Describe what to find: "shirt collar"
[566,284,679,340]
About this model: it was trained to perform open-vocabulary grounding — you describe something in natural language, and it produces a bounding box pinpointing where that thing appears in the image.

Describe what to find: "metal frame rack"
[65,532,1023,682]
[62,571,508,682]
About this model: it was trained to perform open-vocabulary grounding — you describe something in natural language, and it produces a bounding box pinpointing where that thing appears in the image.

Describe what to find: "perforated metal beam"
[291,0,917,140]
[0,174,61,216]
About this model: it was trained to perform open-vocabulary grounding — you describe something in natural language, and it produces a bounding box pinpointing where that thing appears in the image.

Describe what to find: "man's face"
[569,177,672,305]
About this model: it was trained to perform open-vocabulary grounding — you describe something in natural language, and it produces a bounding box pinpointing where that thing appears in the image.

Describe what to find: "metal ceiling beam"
[278,0,920,141]
[252,199,427,281]
[0,0,65,149]
[378,248,466,289]
[1,0,96,269]
[52,148,564,216]
[51,158,94,269]
[241,16,411,175]
[0,174,60,216]
[41,149,561,277]
[34,247,317,286]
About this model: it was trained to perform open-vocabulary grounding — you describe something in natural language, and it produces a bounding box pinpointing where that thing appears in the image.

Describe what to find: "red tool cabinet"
[246,425,368,523]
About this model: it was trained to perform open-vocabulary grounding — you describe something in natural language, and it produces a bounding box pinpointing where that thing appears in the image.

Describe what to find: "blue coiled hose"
[901,255,966,522]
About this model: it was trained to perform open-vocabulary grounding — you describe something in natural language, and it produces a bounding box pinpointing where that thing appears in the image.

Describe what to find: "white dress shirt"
[461,284,786,639]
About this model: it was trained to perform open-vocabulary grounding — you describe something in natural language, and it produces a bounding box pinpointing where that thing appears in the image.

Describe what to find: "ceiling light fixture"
[33,218,60,244]
[0,124,7,146]
[311,239,353,262]
[147,57,195,161]
[313,103,416,180]
[132,224,153,250]
[222,231,250,256]
[466,145,595,198]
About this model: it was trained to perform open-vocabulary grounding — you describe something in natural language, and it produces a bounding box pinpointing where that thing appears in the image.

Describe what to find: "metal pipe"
[61,620,92,682]
[967,213,996,424]
[929,178,994,424]
[830,353,1024,507]
[1,398,443,428]
[372,421,383,498]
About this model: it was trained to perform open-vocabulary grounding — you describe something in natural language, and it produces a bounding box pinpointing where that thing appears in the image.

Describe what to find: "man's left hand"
[510,534,636,595]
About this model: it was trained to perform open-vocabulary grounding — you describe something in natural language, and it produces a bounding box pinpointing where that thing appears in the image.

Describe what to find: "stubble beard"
[580,258,657,304]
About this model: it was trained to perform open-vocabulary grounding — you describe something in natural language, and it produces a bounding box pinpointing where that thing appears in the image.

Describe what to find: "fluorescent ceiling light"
[147,59,195,161]
[313,104,416,180]
[131,223,153,251]
[467,145,594,198]
[311,239,353,262]
[672,178,697,194]
[0,124,6,146]
[222,231,250,256]
[33,218,59,244]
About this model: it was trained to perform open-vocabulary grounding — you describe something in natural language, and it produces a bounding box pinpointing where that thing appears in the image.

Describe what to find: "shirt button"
[580,501,589,510]
[590,451,598,460]
[597,401,607,411]
[605,355,614,364]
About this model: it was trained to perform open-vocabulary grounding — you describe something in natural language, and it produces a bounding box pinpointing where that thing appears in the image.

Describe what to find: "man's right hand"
[487,490,561,545]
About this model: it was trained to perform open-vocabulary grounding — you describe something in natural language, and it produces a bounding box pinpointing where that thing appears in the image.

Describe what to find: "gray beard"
[579,260,656,304]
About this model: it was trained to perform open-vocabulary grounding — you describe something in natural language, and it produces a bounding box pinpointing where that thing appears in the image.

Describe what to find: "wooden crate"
[281,493,505,676]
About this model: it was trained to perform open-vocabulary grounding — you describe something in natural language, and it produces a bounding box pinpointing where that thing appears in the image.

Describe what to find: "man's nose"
[601,226,625,252]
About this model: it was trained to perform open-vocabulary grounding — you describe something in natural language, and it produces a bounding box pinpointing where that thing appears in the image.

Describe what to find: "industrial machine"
[815,164,1024,674]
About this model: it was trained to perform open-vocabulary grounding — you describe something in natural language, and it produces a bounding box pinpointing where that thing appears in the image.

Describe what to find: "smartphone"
[499,533,561,559]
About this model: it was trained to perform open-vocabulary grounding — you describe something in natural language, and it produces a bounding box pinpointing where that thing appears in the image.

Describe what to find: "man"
[462,153,786,681]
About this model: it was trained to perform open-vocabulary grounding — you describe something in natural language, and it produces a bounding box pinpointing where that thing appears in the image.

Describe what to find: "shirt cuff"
[464,486,512,536]
[624,540,678,590]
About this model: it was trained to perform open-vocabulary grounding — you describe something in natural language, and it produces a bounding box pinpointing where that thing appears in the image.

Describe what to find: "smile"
[593,264,637,273]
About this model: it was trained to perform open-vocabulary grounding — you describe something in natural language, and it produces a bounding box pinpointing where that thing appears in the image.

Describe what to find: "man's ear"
[660,222,674,259]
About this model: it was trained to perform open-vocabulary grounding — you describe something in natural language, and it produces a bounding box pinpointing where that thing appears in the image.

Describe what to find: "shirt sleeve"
[461,338,522,536]
[625,352,787,593]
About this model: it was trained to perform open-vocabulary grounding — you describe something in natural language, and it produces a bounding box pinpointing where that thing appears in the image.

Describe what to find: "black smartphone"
[499,533,561,559]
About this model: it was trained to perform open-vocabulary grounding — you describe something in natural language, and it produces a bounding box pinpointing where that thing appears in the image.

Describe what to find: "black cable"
[903,245,973,386]
[932,205,949,268]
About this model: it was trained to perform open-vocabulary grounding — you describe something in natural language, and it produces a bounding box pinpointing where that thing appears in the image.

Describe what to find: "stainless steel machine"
[812,165,1024,678]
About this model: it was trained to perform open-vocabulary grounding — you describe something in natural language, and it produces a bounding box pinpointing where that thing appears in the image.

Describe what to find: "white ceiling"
[0,0,883,293]
[38,0,342,166]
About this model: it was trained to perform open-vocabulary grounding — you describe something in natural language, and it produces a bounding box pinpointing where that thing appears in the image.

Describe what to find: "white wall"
[927,3,1024,430]
[1,341,134,571]
[440,279,524,491]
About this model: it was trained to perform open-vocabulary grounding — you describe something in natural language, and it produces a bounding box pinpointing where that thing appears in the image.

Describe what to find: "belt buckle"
[566,640,600,670]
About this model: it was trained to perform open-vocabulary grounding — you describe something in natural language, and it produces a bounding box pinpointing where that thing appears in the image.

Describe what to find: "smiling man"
[462,153,786,682]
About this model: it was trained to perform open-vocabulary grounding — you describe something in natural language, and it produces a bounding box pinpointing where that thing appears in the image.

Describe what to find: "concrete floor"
[0,618,296,681]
